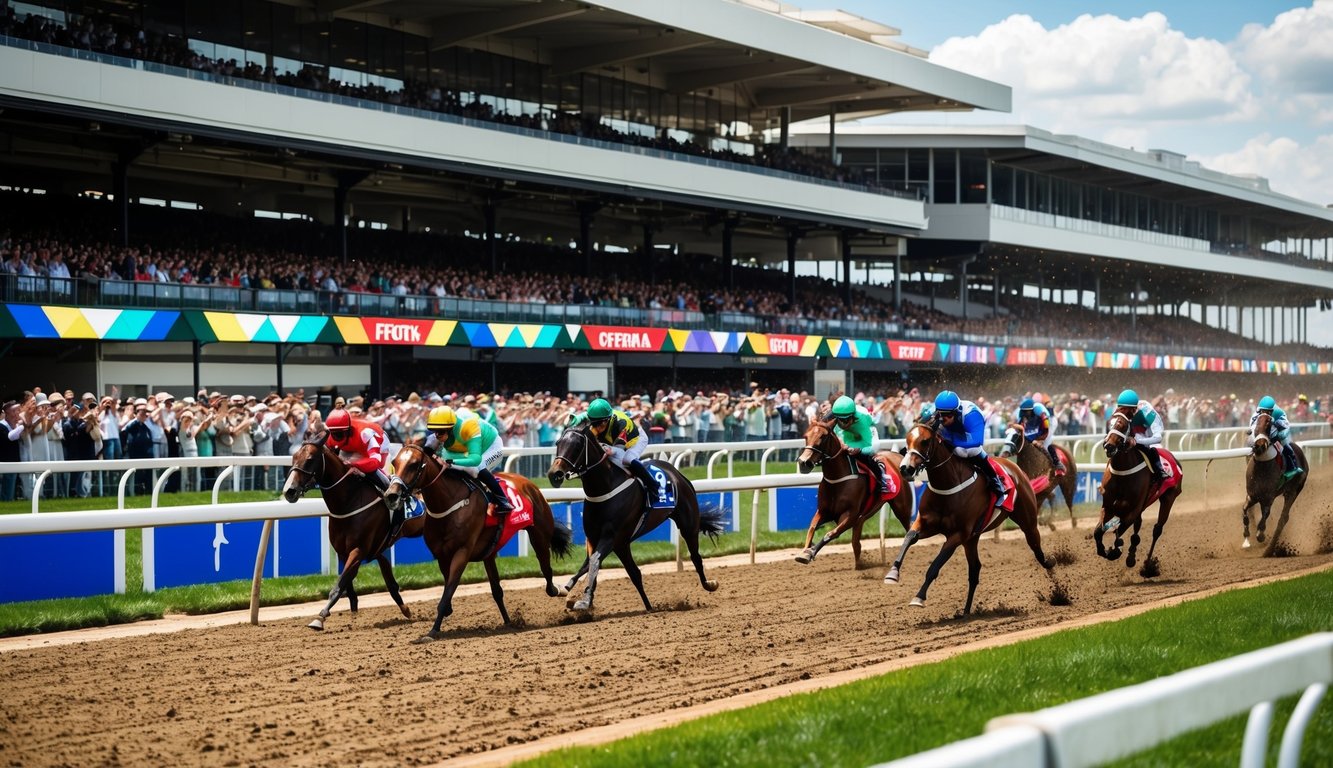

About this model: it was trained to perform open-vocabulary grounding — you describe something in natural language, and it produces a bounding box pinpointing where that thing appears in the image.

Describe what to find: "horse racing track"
[4,473,1333,767]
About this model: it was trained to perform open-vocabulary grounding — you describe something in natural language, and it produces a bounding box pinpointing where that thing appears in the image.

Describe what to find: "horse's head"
[1103,410,1132,457]
[386,442,435,508]
[1000,422,1024,458]
[796,420,842,474]
[283,433,330,503]
[1252,412,1272,455]
[548,423,598,488]
[899,421,940,480]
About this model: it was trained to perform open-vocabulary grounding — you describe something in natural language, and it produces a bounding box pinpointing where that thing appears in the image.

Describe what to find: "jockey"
[1018,397,1066,474]
[829,395,888,495]
[424,405,514,517]
[1251,396,1303,479]
[584,398,661,505]
[1113,389,1166,484]
[933,390,1005,505]
[325,408,400,525]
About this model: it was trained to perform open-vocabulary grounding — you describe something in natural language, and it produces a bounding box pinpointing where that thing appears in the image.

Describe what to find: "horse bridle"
[551,427,607,480]
[798,423,844,468]
[1000,426,1022,456]
[388,444,447,497]
[904,424,950,473]
[1104,411,1131,455]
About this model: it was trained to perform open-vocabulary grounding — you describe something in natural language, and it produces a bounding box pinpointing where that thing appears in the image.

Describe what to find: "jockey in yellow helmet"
[425,405,514,516]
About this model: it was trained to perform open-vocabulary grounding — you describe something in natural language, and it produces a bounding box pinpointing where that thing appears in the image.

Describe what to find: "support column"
[722,218,736,290]
[958,256,975,320]
[828,105,838,165]
[275,343,284,395]
[641,222,655,284]
[578,202,598,277]
[992,275,1000,317]
[893,253,902,311]
[1093,273,1101,312]
[840,231,852,306]
[779,107,791,149]
[113,161,131,247]
[484,202,498,274]
[786,229,799,305]
[192,341,202,396]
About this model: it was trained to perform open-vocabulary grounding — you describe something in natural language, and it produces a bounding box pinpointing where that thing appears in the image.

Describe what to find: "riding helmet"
[934,390,961,413]
[831,395,856,419]
[325,408,351,431]
[1019,397,1035,411]
[427,405,457,430]
[1116,389,1139,407]
[587,398,613,420]
[1257,395,1276,411]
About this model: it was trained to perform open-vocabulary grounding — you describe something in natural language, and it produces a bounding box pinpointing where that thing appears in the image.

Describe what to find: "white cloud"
[1236,2,1333,94]
[1199,133,1333,206]
[928,12,1256,127]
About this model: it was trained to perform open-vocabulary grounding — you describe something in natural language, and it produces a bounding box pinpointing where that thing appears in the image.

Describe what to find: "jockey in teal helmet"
[829,395,888,494]
[1251,395,1302,479]
[1112,389,1166,483]
[933,389,1005,504]
[1018,396,1065,473]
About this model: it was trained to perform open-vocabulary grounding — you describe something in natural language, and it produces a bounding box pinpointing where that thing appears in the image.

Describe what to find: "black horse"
[546,422,725,613]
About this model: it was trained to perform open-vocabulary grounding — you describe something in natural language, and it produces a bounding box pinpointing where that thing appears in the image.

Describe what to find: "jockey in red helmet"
[325,408,401,525]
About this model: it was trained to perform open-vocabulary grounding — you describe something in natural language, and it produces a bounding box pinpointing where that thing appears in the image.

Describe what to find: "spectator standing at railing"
[1,399,25,502]
[122,398,155,495]
[61,397,96,498]
[46,392,69,497]
[24,393,55,500]
[178,407,199,492]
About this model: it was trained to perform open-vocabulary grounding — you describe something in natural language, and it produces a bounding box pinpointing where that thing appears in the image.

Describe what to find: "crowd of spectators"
[6,192,1326,358]
[0,5,876,189]
[3,378,1327,504]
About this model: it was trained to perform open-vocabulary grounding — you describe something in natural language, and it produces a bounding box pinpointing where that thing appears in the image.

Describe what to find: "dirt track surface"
[4,470,1333,767]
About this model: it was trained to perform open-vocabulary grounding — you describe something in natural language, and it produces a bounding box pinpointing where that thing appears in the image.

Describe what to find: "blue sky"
[824,1,1333,209]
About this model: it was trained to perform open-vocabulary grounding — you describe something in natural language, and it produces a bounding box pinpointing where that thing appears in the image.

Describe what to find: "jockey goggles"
[327,428,349,440]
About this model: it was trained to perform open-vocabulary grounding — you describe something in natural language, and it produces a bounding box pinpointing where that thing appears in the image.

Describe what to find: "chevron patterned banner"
[1,304,1328,373]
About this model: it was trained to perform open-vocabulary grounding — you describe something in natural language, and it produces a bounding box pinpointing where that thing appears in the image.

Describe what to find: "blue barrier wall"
[0,531,117,602]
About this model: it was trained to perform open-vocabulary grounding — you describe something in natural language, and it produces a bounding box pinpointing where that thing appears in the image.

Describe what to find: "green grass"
[520,570,1333,768]
[0,463,1102,636]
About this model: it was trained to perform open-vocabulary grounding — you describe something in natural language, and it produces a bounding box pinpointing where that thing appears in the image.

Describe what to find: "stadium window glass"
[241,0,271,66]
[185,0,242,48]
[959,150,987,203]
[991,164,1014,206]
[330,19,365,77]
[933,149,957,204]
[906,149,929,197]
[879,148,906,188]
[9,3,65,25]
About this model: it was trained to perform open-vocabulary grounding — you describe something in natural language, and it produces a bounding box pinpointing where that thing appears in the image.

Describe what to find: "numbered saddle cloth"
[486,476,534,557]
[643,462,677,509]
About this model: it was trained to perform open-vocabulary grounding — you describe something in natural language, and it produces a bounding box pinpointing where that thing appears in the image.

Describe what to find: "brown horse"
[890,422,1053,614]
[794,419,913,568]
[385,442,573,643]
[999,423,1077,530]
[546,422,726,614]
[282,434,425,631]
[1095,410,1182,569]
[1243,412,1307,551]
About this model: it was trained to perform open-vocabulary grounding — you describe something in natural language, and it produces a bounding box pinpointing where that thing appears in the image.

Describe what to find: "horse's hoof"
[884,568,900,584]
[1108,548,1122,561]
[795,549,813,564]
[1257,533,1266,544]
[411,634,437,645]
[306,618,325,631]
[399,606,412,619]
[1242,538,1251,550]
[1126,555,1137,568]
[1070,519,1078,529]
[703,579,719,592]
[909,597,925,608]
[571,600,591,612]
[547,585,561,598]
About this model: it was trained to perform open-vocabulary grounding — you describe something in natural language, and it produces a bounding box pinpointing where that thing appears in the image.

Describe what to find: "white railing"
[873,633,1332,768]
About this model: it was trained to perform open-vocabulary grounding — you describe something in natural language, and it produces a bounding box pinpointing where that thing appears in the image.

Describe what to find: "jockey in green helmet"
[828,395,888,495]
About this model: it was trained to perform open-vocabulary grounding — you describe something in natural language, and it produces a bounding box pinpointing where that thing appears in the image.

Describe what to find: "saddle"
[642,462,677,510]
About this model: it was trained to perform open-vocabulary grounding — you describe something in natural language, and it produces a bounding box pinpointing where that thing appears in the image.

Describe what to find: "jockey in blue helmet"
[1113,389,1166,483]
[1251,395,1302,479]
[1018,397,1066,474]
[933,390,1005,505]
[829,395,889,495]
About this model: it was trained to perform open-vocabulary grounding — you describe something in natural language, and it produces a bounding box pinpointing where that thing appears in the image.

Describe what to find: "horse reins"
[553,427,608,480]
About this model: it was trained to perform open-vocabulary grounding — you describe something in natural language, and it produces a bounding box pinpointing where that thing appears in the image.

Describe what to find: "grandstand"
[0,0,1330,401]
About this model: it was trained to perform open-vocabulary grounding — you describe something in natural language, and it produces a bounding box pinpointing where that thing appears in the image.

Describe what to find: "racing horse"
[385,442,573,642]
[546,421,726,613]
[282,433,425,631]
[1242,411,1307,551]
[1096,410,1182,569]
[794,418,913,568]
[889,421,1053,614]
[998,423,1078,531]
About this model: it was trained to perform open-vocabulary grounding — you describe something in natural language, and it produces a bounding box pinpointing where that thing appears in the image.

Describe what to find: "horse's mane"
[303,430,330,447]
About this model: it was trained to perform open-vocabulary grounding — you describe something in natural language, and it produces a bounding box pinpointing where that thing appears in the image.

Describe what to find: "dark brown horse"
[282,434,425,631]
[890,422,1053,614]
[999,423,1077,531]
[1095,410,1182,569]
[1243,412,1307,552]
[385,442,573,643]
[546,422,726,614]
[794,419,913,568]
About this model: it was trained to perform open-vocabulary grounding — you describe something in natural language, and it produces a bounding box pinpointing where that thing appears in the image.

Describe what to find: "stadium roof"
[305,0,1010,121]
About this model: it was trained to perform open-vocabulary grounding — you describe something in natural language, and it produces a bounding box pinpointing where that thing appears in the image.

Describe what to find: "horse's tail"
[697,500,729,544]
[550,518,574,559]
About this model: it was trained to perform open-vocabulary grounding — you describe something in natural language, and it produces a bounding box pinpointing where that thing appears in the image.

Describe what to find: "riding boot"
[370,469,405,531]
[1145,446,1166,485]
[478,469,514,518]
[1046,443,1066,474]
[628,459,660,507]
[860,452,889,495]
[969,454,1005,507]
[1281,445,1303,478]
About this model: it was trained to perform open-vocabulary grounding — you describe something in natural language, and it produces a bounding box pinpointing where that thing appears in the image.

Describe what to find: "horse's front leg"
[1093,513,1108,559]
[483,557,510,625]
[375,554,411,619]
[416,547,470,644]
[572,536,617,613]
[1241,497,1255,549]
[1126,517,1145,569]
[564,543,592,608]
[809,510,856,564]
[309,547,362,631]
[795,510,825,564]
[1256,500,1272,544]
[911,535,962,608]
[885,527,920,584]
